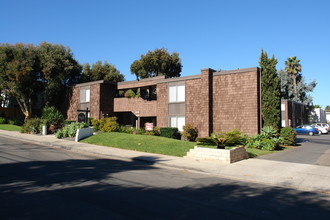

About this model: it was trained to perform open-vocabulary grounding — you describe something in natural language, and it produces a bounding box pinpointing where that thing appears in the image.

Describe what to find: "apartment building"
[67,67,261,137]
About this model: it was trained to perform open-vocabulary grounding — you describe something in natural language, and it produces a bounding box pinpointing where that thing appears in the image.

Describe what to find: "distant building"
[326,112,330,123]
[281,100,308,128]
[311,108,327,123]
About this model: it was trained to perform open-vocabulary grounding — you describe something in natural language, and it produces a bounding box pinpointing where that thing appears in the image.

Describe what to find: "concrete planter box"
[185,146,248,164]
[75,127,94,142]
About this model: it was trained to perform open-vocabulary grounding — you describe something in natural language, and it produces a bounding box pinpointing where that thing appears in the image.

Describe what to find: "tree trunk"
[292,75,298,99]
[15,97,31,122]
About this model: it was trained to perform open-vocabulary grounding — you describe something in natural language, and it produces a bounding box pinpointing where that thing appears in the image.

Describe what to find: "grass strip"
[0,124,22,132]
[81,132,196,157]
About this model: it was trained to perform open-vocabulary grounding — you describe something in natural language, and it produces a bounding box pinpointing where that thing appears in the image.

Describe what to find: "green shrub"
[153,126,160,136]
[260,138,275,151]
[196,137,217,146]
[197,129,246,149]
[133,128,146,135]
[224,129,245,146]
[160,127,179,139]
[118,90,125,97]
[0,117,7,124]
[120,125,135,134]
[21,118,43,134]
[88,117,94,126]
[181,124,198,141]
[64,120,76,125]
[280,127,296,146]
[91,118,101,131]
[100,117,120,132]
[41,106,64,131]
[124,89,136,98]
[245,134,281,151]
[260,126,278,139]
[7,118,23,126]
[55,122,88,139]
[55,129,64,139]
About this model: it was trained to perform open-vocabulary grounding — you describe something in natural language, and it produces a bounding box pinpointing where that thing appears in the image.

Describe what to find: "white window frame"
[85,89,90,102]
[80,88,90,103]
[169,116,185,132]
[169,84,185,103]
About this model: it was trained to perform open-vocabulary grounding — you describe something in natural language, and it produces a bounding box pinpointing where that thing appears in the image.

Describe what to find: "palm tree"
[285,56,302,99]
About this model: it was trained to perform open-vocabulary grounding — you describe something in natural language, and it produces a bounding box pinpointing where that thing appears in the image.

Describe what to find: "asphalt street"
[1,136,330,219]
[258,134,330,166]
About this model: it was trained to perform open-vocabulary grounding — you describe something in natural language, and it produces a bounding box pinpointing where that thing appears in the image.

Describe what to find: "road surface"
[1,136,330,219]
[259,134,330,166]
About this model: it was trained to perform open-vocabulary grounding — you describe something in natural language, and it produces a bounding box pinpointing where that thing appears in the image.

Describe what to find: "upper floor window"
[169,84,185,103]
[80,88,90,103]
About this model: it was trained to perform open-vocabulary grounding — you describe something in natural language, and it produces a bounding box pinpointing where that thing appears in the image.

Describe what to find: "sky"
[1,0,329,107]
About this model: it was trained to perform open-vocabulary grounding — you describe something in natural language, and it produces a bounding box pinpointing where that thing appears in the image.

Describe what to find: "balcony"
[114,97,158,117]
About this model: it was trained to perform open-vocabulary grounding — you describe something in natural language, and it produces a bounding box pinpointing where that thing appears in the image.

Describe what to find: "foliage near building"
[181,123,198,142]
[81,61,125,83]
[259,50,281,130]
[280,127,296,146]
[130,48,182,80]
[278,56,316,105]
[0,42,82,120]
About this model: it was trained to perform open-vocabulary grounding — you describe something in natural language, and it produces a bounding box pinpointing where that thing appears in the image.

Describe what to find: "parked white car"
[312,123,329,134]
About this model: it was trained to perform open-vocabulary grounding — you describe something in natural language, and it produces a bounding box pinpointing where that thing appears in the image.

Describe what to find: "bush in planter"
[124,89,136,98]
[181,124,198,141]
[160,127,179,139]
[280,127,296,146]
[197,129,247,149]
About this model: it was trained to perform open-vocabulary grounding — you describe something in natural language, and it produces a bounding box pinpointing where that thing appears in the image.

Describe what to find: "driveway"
[258,134,330,166]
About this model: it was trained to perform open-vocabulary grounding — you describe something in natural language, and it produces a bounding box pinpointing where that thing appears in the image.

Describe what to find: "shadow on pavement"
[1,157,330,219]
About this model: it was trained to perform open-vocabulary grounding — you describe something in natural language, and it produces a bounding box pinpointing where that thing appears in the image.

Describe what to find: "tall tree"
[259,50,281,130]
[81,61,125,82]
[37,42,82,107]
[0,43,41,120]
[278,69,316,105]
[130,48,182,80]
[285,56,302,99]
[0,42,82,120]
[325,105,330,112]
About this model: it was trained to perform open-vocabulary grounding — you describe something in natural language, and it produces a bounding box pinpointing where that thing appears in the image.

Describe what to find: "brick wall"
[156,83,169,127]
[90,84,100,119]
[213,69,260,135]
[66,87,80,121]
[185,146,248,164]
[114,98,158,117]
[185,69,213,137]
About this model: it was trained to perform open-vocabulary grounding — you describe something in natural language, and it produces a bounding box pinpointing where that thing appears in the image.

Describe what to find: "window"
[169,84,185,103]
[80,88,90,103]
[169,116,185,131]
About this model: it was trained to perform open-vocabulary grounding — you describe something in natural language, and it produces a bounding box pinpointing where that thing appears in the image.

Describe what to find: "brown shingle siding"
[67,67,261,136]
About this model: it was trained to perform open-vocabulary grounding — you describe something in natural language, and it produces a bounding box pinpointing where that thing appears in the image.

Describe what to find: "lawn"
[0,124,22,132]
[81,132,196,157]
[81,132,278,157]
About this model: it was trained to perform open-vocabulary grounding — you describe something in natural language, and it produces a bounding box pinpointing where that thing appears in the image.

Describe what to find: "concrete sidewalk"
[1,130,330,193]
